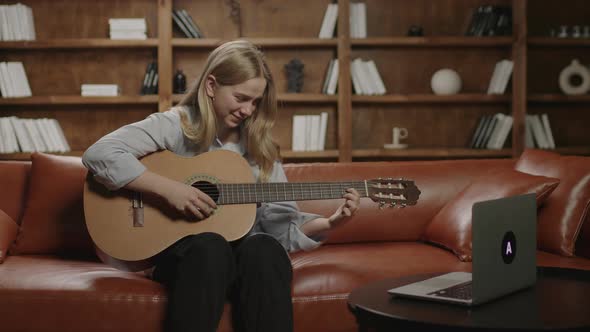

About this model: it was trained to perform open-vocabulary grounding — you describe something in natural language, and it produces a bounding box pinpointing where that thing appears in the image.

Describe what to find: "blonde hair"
[178,40,279,182]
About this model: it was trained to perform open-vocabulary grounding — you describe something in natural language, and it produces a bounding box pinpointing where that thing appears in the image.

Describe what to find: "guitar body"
[84,150,257,265]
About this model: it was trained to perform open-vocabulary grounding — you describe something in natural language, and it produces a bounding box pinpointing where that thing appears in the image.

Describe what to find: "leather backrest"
[0,161,31,223]
[284,158,515,244]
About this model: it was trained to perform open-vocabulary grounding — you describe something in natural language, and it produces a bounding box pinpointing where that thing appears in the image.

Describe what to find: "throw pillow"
[0,209,18,263]
[422,168,560,262]
[10,153,94,256]
[515,149,590,257]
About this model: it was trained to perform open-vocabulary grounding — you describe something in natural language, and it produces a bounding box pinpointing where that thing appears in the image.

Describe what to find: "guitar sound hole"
[191,181,220,203]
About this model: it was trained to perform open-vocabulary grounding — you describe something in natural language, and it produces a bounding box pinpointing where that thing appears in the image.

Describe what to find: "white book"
[318,112,328,151]
[350,60,363,95]
[527,114,549,149]
[0,118,6,153]
[487,61,502,94]
[353,58,373,95]
[6,62,24,97]
[541,113,556,149]
[17,3,30,40]
[322,59,335,94]
[24,119,46,151]
[0,6,10,41]
[0,63,10,97]
[109,32,147,40]
[326,59,339,95]
[319,3,338,39]
[51,119,70,152]
[349,3,358,38]
[2,116,19,153]
[292,115,306,152]
[9,117,30,152]
[0,62,16,97]
[496,60,514,94]
[45,118,66,152]
[357,2,367,38]
[25,4,36,40]
[304,115,313,151]
[366,60,386,95]
[493,115,513,149]
[34,119,56,152]
[6,5,17,40]
[15,62,32,96]
[309,114,321,151]
[486,113,505,149]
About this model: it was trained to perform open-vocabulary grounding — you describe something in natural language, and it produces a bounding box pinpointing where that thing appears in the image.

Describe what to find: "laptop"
[388,193,537,306]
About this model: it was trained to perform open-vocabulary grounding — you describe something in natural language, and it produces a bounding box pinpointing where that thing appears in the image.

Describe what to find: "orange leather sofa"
[1,149,589,332]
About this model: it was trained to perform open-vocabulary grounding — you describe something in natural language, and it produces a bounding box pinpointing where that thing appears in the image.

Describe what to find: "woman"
[82,40,360,332]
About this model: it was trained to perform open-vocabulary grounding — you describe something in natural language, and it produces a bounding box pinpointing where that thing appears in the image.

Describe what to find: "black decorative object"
[173,69,186,94]
[225,0,242,37]
[407,25,424,36]
[284,59,304,93]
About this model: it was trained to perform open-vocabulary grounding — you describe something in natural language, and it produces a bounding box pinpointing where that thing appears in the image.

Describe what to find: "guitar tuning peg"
[379,201,386,210]
[398,203,407,208]
[389,202,397,208]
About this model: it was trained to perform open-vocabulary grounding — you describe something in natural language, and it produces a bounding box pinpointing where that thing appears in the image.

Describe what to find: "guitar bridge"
[132,192,144,227]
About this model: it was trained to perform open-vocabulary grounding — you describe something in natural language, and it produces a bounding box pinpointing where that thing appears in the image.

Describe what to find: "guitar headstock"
[366,178,421,209]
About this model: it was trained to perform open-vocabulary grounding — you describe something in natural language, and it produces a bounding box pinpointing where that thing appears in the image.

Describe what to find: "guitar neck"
[216,181,368,205]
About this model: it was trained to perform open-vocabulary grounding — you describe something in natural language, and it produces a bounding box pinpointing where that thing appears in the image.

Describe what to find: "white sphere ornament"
[430,68,462,95]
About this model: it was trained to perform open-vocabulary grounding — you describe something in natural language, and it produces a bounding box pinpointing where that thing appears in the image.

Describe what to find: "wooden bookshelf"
[1,0,589,162]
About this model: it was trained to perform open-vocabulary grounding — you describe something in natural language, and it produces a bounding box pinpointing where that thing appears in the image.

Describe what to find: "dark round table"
[348,267,590,332]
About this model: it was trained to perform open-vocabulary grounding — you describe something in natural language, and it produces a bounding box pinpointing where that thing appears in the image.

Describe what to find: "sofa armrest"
[0,209,18,263]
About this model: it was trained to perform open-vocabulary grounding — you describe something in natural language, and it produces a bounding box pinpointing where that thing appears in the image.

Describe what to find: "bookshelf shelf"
[352,94,511,105]
[555,146,590,156]
[0,39,159,49]
[528,37,590,47]
[172,38,338,49]
[528,94,590,103]
[351,148,513,159]
[351,37,514,48]
[0,96,159,106]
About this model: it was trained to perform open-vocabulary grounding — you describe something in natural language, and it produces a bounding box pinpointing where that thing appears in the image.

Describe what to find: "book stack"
[140,61,158,95]
[292,113,328,152]
[0,61,32,98]
[172,9,203,38]
[319,2,367,39]
[81,84,120,97]
[108,18,147,40]
[321,59,339,95]
[350,58,386,95]
[469,113,513,149]
[487,59,513,95]
[0,3,36,41]
[525,114,555,149]
[465,5,512,36]
[350,2,367,38]
[0,116,71,153]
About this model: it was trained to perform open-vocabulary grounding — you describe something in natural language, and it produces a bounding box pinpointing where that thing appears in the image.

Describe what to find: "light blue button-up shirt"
[82,106,323,252]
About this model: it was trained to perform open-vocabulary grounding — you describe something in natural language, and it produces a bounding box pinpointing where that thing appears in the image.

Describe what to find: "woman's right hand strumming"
[125,170,217,221]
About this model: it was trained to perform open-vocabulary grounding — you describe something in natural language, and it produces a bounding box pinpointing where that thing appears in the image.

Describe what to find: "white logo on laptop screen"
[501,231,517,264]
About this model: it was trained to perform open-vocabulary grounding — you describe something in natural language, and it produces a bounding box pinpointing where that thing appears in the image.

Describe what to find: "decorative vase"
[431,68,462,95]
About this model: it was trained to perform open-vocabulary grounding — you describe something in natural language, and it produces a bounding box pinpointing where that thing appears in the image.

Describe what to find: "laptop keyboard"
[428,281,472,300]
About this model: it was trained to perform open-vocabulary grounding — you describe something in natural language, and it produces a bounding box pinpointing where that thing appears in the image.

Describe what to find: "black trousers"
[153,232,294,332]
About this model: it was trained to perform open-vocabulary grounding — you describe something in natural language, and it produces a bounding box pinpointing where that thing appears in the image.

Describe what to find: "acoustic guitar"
[83,150,420,268]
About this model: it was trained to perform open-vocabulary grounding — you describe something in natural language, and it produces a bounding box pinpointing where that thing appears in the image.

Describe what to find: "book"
[321,59,336,94]
[326,59,339,95]
[319,3,337,39]
[541,114,556,149]
[178,9,203,38]
[172,10,194,38]
[469,115,487,148]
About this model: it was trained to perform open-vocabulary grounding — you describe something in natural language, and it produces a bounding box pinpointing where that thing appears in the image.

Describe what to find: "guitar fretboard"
[216,181,368,205]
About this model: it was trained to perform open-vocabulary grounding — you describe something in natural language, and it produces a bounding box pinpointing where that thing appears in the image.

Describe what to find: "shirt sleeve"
[255,161,325,253]
[82,110,184,190]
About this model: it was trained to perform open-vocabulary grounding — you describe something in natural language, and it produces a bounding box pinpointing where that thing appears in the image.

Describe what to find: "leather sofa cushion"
[0,209,18,263]
[515,149,590,257]
[10,153,94,256]
[422,168,560,262]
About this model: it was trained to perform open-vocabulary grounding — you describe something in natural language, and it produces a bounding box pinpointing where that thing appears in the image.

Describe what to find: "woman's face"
[208,75,267,131]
